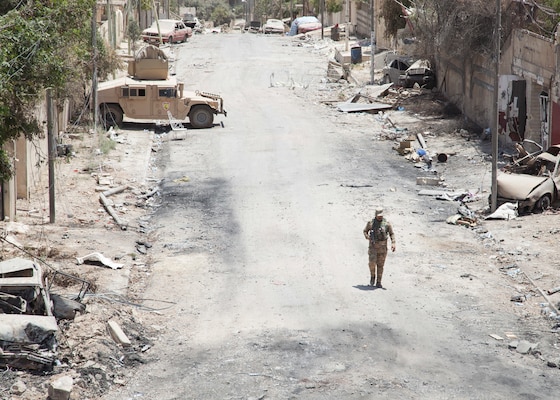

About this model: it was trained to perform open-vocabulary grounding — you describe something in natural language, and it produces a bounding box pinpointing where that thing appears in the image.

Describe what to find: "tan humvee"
[97,76,225,129]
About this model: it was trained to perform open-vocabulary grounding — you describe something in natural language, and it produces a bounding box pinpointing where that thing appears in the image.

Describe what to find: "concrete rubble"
[48,375,74,400]
[0,258,59,371]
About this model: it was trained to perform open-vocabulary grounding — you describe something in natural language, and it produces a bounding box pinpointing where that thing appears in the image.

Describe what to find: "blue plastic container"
[350,46,362,64]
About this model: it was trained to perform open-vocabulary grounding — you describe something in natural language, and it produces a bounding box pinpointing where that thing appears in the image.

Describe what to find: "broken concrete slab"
[76,252,123,270]
[48,375,74,400]
[336,102,392,113]
[516,340,537,354]
[416,176,441,186]
[108,320,131,347]
[418,189,468,198]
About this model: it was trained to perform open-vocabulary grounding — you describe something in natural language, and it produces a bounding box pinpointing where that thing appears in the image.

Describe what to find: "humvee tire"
[100,104,123,128]
[189,105,214,129]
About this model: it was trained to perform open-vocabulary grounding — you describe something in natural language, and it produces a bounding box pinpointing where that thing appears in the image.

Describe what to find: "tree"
[403,0,497,62]
[0,0,117,180]
[211,2,234,25]
[183,0,231,22]
[380,0,411,39]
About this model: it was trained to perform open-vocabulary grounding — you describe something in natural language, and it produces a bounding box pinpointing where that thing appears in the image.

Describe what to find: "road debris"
[485,202,518,220]
[48,375,73,400]
[0,258,58,371]
[76,252,124,270]
[108,320,132,347]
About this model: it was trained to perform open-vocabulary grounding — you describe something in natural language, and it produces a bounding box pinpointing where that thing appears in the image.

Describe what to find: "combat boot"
[370,276,375,286]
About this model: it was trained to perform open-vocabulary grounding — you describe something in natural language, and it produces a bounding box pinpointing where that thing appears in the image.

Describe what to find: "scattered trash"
[485,202,518,220]
[511,294,526,303]
[76,252,124,270]
[547,286,560,295]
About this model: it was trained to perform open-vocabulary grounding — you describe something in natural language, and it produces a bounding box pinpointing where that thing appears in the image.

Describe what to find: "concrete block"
[48,375,73,400]
[108,320,131,347]
[416,176,441,186]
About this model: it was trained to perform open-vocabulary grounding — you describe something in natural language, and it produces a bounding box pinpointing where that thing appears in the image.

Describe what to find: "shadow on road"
[353,285,376,291]
[353,285,388,291]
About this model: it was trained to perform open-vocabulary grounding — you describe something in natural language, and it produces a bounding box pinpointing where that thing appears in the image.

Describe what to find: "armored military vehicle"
[96,46,226,129]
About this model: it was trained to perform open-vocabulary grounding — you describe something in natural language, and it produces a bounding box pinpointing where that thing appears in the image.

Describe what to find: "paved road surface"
[103,32,558,400]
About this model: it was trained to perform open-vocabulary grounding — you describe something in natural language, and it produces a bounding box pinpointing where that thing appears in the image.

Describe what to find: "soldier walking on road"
[363,207,396,288]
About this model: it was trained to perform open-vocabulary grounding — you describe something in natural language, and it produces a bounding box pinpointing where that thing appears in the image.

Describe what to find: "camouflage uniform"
[363,209,395,288]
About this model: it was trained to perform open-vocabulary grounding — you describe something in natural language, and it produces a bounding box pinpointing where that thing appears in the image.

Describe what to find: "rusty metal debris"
[494,145,560,214]
[0,258,58,370]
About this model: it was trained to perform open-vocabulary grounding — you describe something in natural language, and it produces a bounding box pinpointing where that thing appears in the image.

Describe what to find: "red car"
[288,16,322,36]
[142,19,192,45]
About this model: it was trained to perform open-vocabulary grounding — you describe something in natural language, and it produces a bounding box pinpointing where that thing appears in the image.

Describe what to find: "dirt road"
[95,33,560,399]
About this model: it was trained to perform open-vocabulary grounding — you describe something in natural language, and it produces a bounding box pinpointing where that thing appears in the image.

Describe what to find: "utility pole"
[92,2,98,132]
[370,0,375,84]
[107,1,113,48]
[491,0,501,212]
[47,88,56,223]
[345,0,349,51]
[321,0,324,39]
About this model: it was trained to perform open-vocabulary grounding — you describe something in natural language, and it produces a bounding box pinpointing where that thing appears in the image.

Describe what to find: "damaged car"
[494,144,560,214]
[399,59,436,89]
[263,19,286,34]
[0,258,58,370]
[381,54,415,85]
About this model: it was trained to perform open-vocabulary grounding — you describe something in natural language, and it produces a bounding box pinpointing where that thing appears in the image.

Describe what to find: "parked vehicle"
[263,19,286,34]
[97,76,226,129]
[142,19,192,45]
[381,54,415,85]
[399,59,436,89]
[182,13,202,33]
[246,21,261,33]
[493,144,560,213]
[288,16,322,36]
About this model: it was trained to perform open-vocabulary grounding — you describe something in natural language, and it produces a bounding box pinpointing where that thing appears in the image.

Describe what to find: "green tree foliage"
[0,0,99,180]
[184,0,231,22]
[326,0,343,14]
[544,0,560,12]
[211,3,234,25]
[380,0,411,39]
[406,0,496,61]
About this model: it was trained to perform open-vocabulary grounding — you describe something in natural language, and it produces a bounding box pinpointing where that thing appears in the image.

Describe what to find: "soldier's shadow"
[353,285,377,291]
